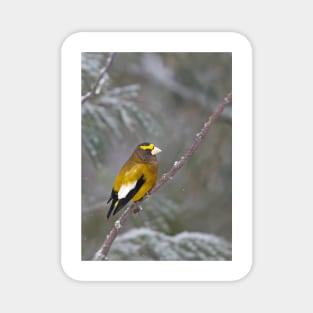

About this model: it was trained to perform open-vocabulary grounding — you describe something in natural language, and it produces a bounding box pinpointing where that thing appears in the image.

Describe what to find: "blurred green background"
[81,52,232,260]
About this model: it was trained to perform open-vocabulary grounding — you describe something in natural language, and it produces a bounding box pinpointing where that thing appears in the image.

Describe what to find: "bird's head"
[136,142,162,161]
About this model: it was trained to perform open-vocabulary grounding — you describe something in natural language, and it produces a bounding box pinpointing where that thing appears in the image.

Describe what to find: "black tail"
[106,191,116,219]
[107,199,115,219]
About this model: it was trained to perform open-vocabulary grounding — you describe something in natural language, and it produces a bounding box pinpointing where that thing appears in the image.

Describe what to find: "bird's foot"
[133,204,143,214]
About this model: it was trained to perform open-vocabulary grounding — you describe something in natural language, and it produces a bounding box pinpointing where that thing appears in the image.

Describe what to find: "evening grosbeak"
[107,142,162,218]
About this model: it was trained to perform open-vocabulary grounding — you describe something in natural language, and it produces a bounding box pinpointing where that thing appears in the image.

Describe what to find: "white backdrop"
[0,1,312,312]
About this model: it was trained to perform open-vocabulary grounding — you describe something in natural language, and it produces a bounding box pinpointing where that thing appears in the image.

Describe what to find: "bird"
[107,142,162,219]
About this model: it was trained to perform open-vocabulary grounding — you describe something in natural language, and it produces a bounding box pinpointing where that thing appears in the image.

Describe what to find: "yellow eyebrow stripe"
[139,143,154,150]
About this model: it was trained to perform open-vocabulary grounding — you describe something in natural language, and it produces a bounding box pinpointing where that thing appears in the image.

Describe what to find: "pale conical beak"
[151,146,162,155]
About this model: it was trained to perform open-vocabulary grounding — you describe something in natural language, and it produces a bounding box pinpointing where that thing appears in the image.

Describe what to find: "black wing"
[107,175,145,219]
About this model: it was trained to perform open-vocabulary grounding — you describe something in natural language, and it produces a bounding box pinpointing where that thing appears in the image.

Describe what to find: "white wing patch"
[118,181,137,199]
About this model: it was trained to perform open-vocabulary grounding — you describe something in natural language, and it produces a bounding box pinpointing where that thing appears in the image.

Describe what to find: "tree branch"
[81,52,116,105]
[92,91,232,261]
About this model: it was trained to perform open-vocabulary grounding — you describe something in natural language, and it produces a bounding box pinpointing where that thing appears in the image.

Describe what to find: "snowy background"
[81,52,232,260]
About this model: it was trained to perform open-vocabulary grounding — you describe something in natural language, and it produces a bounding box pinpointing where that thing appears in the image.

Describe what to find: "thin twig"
[81,53,116,105]
[93,91,232,261]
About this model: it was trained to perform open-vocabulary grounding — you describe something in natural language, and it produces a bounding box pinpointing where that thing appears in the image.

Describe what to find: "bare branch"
[81,53,116,105]
[93,91,232,261]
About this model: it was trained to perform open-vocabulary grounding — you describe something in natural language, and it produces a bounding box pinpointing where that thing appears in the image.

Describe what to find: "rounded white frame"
[61,32,253,281]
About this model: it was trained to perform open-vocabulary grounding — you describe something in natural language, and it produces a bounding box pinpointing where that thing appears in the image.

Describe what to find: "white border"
[61,32,253,281]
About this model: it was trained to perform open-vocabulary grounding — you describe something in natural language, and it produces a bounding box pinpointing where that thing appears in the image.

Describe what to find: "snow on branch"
[81,52,116,105]
[93,91,232,261]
